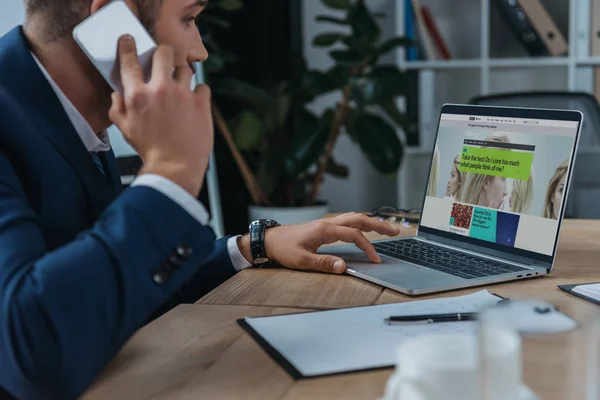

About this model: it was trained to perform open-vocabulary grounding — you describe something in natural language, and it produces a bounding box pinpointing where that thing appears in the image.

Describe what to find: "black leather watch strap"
[249,219,280,265]
[250,222,267,261]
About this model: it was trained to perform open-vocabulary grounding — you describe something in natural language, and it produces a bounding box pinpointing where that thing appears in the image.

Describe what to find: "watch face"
[251,219,280,227]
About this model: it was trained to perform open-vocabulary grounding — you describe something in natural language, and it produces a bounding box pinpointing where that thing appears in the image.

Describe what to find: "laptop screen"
[419,105,581,263]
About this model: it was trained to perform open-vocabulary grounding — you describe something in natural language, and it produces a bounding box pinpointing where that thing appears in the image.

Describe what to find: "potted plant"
[200,0,413,225]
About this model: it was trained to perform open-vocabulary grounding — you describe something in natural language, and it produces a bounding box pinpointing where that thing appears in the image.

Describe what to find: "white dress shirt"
[31,53,252,271]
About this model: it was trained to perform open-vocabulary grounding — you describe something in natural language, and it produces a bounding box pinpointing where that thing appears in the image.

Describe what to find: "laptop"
[321,104,583,295]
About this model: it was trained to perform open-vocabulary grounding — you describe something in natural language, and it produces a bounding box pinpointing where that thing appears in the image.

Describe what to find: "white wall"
[1,1,24,36]
[302,0,398,213]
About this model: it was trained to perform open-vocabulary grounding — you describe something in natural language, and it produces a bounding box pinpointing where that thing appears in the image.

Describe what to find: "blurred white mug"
[382,330,521,400]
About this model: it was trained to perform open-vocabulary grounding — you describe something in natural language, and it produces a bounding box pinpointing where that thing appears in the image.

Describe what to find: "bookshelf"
[395,0,600,209]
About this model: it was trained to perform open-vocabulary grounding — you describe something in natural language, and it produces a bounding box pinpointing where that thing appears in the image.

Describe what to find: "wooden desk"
[199,219,600,309]
[85,219,600,399]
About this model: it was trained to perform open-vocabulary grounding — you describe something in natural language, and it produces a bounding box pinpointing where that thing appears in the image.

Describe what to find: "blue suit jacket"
[0,27,237,399]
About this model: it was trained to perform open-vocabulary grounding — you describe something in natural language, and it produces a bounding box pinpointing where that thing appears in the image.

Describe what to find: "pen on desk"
[384,312,478,325]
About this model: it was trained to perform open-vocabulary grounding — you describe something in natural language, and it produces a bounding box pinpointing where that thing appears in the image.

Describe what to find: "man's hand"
[240,213,400,274]
[109,35,213,197]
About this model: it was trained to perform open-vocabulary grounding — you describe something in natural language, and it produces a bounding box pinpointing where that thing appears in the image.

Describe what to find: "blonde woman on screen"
[543,160,569,220]
[510,168,535,214]
[445,154,467,202]
[427,145,440,197]
[462,134,510,209]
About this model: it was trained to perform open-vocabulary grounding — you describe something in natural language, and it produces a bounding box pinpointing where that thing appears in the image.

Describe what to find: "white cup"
[382,330,521,400]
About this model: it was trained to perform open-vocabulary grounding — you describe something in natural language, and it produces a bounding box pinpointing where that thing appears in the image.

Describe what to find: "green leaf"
[300,71,331,100]
[342,36,372,57]
[285,109,334,179]
[292,107,320,139]
[346,113,403,173]
[348,0,381,45]
[351,65,407,105]
[379,99,410,130]
[265,87,292,131]
[350,77,376,106]
[325,65,352,87]
[330,49,363,66]
[378,37,414,56]
[214,78,274,111]
[233,111,264,151]
[214,0,244,12]
[370,65,408,97]
[313,32,346,47]
[316,15,348,25]
[320,0,352,10]
[327,157,350,178]
[300,66,350,100]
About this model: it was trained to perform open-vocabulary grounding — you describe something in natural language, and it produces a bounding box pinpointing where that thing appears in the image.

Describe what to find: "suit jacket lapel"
[0,27,118,218]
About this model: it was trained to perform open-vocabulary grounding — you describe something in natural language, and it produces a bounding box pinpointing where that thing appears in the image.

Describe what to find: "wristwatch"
[249,219,281,265]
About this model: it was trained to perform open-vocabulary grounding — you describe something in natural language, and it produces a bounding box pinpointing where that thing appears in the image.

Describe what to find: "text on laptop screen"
[420,113,579,256]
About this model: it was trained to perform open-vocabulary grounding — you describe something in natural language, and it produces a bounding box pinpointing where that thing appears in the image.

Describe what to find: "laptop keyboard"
[373,239,528,280]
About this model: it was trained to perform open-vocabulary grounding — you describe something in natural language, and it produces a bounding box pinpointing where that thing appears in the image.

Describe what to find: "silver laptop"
[322,104,583,295]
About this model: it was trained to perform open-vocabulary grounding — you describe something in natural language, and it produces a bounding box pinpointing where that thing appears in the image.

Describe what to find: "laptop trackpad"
[321,244,464,290]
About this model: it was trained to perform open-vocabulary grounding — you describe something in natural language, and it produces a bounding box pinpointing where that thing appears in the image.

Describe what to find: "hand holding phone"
[73,0,157,94]
[108,36,214,197]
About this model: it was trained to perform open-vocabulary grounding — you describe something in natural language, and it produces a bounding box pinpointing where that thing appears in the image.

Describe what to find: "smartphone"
[73,0,156,94]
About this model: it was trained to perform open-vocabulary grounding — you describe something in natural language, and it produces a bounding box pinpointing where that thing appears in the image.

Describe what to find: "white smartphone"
[73,0,156,94]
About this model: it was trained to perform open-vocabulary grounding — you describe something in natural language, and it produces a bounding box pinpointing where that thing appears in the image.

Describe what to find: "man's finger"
[325,226,381,263]
[151,45,175,83]
[174,65,194,86]
[332,213,400,236]
[194,83,212,103]
[108,92,126,126]
[306,254,347,274]
[118,35,144,94]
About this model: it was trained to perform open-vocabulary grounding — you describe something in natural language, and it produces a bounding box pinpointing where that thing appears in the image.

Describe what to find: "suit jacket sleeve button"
[153,273,166,285]
[168,254,184,268]
[176,245,193,259]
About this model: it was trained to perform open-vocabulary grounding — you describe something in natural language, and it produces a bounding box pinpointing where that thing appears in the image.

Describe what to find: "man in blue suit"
[0,0,399,398]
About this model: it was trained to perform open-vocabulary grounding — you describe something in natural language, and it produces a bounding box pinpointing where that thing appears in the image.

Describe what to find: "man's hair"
[24,0,162,42]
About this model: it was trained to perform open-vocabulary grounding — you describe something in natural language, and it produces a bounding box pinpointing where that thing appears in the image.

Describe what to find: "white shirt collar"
[31,52,111,153]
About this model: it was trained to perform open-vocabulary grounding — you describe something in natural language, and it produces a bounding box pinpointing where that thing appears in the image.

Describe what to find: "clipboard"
[558,282,600,306]
[237,318,390,380]
[237,290,504,379]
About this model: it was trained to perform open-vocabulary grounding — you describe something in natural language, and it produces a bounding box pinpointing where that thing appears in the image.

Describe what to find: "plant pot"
[248,204,330,225]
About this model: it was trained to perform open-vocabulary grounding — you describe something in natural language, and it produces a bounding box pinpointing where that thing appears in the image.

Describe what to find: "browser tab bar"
[441,114,578,129]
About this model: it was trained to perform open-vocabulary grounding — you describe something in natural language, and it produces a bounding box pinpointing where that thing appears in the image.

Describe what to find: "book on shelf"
[420,6,452,60]
[517,0,568,56]
[405,0,453,61]
[492,0,567,57]
[405,0,418,61]
[410,0,439,61]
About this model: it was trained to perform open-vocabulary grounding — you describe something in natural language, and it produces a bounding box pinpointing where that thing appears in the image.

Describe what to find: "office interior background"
[3,0,599,235]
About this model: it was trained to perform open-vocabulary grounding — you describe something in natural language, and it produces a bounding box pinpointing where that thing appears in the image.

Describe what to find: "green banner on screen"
[458,146,533,180]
